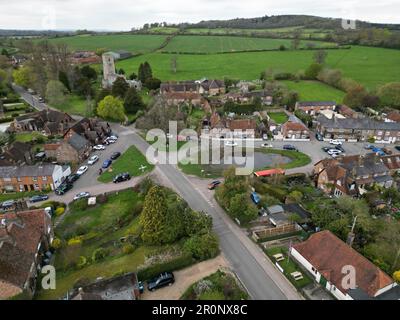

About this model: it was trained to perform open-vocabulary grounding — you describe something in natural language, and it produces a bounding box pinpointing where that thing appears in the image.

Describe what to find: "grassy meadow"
[281,80,346,102]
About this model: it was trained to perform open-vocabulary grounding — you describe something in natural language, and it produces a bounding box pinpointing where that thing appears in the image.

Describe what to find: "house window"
[34,184,39,190]
[32,177,38,182]
[17,177,22,182]
[42,176,47,181]
[3,178,11,182]
[377,131,383,136]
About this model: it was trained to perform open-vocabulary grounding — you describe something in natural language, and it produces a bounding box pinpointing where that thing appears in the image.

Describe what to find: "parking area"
[140,255,229,300]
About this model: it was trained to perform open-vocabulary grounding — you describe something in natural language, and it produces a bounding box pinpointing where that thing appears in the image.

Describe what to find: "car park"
[113,173,131,183]
[55,183,73,196]
[329,139,343,146]
[93,145,106,151]
[30,194,49,203]
[147,272,175,292]
[102,159,112,169]
[110,152,121,160]
[283,145,298,151]
[208,180,221,190]
[66,174,80,184]
[73,192,91,201]
[88,155,99,165]
[76,166,89,175]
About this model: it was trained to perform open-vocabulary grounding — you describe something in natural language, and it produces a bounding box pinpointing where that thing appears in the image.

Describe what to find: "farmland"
[116,45,400,90]
[281,80,345,102]
[162,35,336,53]
[42,34,168,54]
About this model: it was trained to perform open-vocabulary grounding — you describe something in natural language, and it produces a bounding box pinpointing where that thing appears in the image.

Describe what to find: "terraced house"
[0,164,71,193]
[295,101,336,116]
[314,154,393,197]
[316,115,400,143]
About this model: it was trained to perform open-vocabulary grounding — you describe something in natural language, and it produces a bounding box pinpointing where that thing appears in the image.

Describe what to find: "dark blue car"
[251,192,261,205]
[102,159,112,169]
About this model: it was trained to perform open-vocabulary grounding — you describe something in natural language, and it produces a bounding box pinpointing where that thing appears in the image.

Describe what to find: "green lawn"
[49,94,88,116]
[15,132,47,143]
[256,149,312,170]
[98,145,154,183]
[265,247,312,289]
[163,35,335,53]
[268,112,288,124]
[116,46,400,90]
[282,80,345,103]
[0,191,46,203]
[40,34,168,54]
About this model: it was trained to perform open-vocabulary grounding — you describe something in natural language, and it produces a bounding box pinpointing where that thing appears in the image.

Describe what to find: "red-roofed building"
[290,230,398,300]
[254,169,285,177]
[0,209,53,299]
[281,120,310,141]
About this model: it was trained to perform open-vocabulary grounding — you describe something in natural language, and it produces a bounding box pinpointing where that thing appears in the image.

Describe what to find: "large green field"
[282,80,346,102]
[116,45,400,89]
[163,35,336,53]
[44,34,167,54]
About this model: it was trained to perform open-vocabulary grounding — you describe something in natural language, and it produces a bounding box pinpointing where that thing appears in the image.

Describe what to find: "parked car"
[66,174,80,184]
[147,272,175,292]
[261,143,273,148]
[76,165,89,175]
[207,180,221,190]
[283,145,298,151]
[73,192,91,201]
[262,134,269,141]
[93,145,106,151]
[113,173,131,183]
[102,159,112,169]
[322,147,331,152]
[110,152,121,160]
[365,144,375,150]
[372,147,386,156]
[335,145,345,153]
[38,96,45,103]
[382,147,393,155]
[329,139,343,146]
[1,200,15,210]
[328,149,342,155]
[251,192,261,205]
[315,133,324,141]
[259,207,268,217]
[88,155,99,165]
[109,135,118,140]
[30,194,49,203]
[225,141,238,147]
[395,146,400,152]
[55,183,73,196]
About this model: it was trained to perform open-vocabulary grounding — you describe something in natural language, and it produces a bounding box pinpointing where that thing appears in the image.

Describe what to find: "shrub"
[92,248,109,262]
[76,256,87,269]
[137,252,194,281]
[51,238,62,249]
[122,244,135,255]
[71,198,88,211]
[55,207,65,217]
[132,201,143,216]
[68,237,83,246]
[183,233,220,261]
[97,194,108,204]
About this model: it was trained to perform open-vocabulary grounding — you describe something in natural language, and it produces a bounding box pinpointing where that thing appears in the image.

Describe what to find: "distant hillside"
[183,15,400,31]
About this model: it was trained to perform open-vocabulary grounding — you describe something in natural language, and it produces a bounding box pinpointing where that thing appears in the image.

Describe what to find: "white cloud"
[0,0,399,30]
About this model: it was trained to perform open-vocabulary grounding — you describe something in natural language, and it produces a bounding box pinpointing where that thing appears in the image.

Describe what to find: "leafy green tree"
[138,61,153,83]
[46,80,67,106]
[305,63,323,80]
[111,76,129,98]
[229,194,258,224]
[58,70,71,92]
[144,77,161,90]
[216,167,249,209]
[129,72,137,80]
[183,210,213,236]
[313,50,328,64]
[1,48,9,57]
[95,88,111,105]
[12,66,32,88]
[97,95,126,122]
[139,186,169,245]
[184,232,219,261]
[124,87,145,114]
[378,83,400,109]
[81,65,97,81]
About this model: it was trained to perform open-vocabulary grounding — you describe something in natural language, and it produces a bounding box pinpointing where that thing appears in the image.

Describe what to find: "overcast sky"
[0,0,399,30]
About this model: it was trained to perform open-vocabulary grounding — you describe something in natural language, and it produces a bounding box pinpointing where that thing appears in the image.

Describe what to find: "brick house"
[0,142,33,166]
[44,133,91,164]
[0,164,71,192]
[0,209,53,299]
[381,154,400,174]
[313,154,393,197]
[316,115,400,143]
[223,90,273,106]
[295,101,336,116]
[164,92,203,107]
[384,111,400,123]
[281,119,310,141]
[161,79,225,96]
[290,230,399,300]
[206,113,258,139]
[8,109,74,135]
[64,118,111,146]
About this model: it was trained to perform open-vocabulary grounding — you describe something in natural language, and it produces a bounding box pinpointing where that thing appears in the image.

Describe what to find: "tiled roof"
[386,111,400,123]
[67,133,90,152]
[317,115,400,131]
[0,209,51,291]
[0,164,56,178]
[297,101,336,107]
[292,230,394,297]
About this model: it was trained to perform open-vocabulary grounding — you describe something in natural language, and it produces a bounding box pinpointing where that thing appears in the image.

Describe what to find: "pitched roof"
[297,101,336,107]
[292,230,394,298]
[386,111,400,123]
[282,121,309,132]
[317,115,400,131]
[67,133,90,152]
[0,209,51,291]
[226,119,257,131]
[0,164,56,178]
